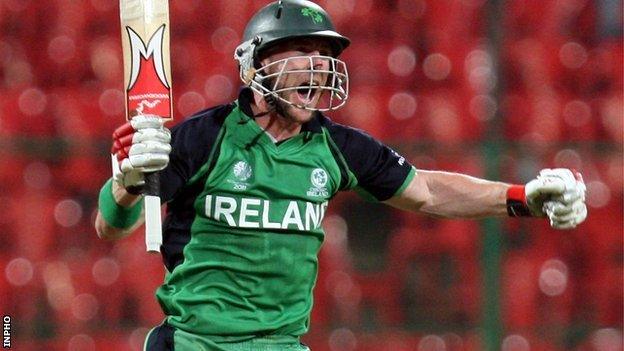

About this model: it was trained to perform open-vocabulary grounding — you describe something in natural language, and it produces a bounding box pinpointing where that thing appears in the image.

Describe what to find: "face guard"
[235,38,349,112]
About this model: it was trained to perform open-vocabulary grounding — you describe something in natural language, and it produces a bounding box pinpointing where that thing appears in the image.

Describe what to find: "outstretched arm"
[384,170,509,218]
[384,168,587,229]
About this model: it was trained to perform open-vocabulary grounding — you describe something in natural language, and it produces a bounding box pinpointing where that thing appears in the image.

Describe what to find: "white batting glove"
[539,169,587,229]
[111,115,171,193]
[507,168,587,230]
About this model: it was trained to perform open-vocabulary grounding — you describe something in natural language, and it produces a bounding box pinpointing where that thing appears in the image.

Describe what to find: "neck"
[249,94,303,142]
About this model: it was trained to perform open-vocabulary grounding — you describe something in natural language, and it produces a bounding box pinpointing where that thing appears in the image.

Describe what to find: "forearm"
[387,170,511,219]
[419,170,509,218]
[95,180,144,240]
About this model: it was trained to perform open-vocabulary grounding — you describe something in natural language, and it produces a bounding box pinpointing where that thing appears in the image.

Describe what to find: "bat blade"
[120,0,173,121]
[119,0,172,253]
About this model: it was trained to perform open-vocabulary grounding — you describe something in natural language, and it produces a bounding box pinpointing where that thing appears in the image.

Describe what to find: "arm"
[95,181,145,240]
[323,120,586,227]
[94,108,228,242]
[384,170,509,218]
[385,168,588,229]
[94,116,171,241]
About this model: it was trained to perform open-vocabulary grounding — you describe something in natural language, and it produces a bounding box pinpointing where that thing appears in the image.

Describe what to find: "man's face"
[259,38,334,123]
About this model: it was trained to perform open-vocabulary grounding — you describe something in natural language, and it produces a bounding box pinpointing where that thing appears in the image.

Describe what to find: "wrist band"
[98,179,143,229]
[506,185,532,217]
[125,185,145,195]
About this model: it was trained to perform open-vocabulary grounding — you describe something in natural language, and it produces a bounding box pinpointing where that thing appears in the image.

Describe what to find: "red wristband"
[506,185,531,217]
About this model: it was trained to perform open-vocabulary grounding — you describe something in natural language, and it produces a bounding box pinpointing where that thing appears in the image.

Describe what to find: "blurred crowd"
[0,0,621,350]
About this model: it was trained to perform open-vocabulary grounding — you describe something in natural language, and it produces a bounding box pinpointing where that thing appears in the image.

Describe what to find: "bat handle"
[143,172,162,253]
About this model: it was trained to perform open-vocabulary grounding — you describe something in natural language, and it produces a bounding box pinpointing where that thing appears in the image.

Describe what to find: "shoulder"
[170,103,234,148]
[317,114,413,201]
[171,103,234,135]
[317,114,378,148]
[159,103,236,199]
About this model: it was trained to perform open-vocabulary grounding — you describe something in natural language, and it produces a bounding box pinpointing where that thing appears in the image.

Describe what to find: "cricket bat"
[119,0,173,252]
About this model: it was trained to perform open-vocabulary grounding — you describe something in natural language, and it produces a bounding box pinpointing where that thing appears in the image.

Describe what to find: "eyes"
[260,39,334,61]
[294,46,331,56]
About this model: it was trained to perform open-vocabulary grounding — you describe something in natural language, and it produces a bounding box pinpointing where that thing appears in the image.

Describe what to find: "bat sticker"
[124,24,172,118]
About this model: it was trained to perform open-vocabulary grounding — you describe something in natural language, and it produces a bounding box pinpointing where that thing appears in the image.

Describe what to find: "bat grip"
[144,172,160,196]
[144,172,162,253]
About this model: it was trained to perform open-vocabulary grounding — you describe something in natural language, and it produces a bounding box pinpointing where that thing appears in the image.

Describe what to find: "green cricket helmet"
[234,0,351,112]
[242,0,350,57]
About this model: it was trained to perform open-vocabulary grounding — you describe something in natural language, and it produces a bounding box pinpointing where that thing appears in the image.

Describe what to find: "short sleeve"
[158,105,231,202]
[325,121,415,201]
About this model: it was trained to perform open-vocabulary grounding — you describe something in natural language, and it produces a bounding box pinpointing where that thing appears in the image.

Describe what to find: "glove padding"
[525,168,587,229]
[111,115,171,191]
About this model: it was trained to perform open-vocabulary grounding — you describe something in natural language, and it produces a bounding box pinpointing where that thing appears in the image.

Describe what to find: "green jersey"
[154,89,415,341]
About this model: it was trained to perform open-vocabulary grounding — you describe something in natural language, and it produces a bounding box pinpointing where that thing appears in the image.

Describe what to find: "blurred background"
[0,0,622,350]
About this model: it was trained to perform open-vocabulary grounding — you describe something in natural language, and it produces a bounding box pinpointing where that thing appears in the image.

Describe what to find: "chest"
[205,131,340,203]
[190,129,339,232]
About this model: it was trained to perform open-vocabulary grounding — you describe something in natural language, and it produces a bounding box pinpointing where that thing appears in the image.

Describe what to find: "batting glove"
[507,168,587,230]
[540,169,587,229]
[111,115,171,194]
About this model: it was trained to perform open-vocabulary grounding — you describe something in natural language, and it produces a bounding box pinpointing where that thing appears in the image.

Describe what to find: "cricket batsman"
[95,1,588,350]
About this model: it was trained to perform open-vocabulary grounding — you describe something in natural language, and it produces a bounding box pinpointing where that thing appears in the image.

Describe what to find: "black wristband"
[125,185,145,195]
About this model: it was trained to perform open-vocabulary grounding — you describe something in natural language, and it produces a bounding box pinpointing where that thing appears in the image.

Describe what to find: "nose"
[309,53,328,70]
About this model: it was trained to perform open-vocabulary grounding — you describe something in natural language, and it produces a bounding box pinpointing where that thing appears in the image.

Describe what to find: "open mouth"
[295,84,320,104]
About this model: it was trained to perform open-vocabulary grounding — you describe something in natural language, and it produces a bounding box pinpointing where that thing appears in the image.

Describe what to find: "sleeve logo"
[391,149,406,166]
